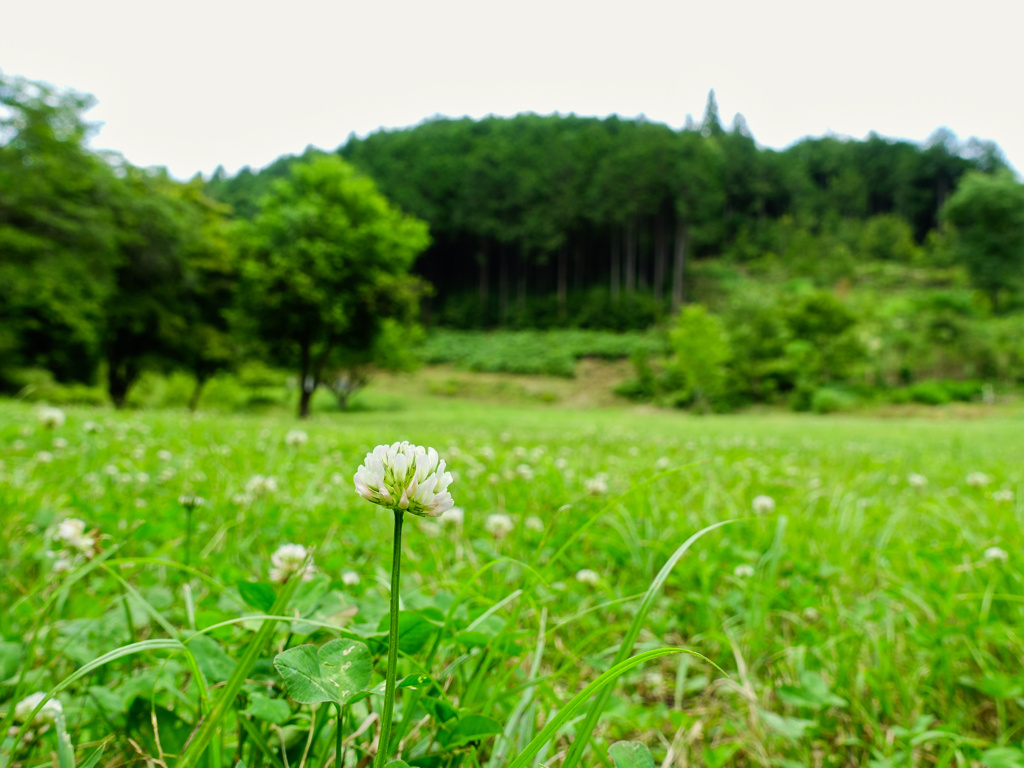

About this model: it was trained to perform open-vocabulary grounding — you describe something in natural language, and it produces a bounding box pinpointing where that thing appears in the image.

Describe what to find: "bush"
[811,387,858,414]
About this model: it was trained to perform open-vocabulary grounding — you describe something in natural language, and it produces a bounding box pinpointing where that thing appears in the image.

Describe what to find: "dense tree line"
[208,91,1011,328]
[0,73,429,415]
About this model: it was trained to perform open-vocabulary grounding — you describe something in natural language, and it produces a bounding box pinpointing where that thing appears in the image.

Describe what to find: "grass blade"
[561,519,737,768]
[504,647,693,768]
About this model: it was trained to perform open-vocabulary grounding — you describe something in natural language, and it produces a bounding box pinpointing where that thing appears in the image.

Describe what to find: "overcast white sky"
[3,0,1022,179]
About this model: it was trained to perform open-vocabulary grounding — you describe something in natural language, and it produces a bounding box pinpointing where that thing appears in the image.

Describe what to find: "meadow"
[1,394,1023,767]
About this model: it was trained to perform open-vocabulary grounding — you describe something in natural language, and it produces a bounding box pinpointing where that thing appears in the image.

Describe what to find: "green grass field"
[2,395,1023,767]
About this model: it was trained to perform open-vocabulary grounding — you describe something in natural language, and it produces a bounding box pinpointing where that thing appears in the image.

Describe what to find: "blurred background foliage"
[3,74,1024,414]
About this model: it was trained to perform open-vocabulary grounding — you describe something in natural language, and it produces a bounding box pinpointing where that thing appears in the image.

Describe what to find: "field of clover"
[2,397,1023,768]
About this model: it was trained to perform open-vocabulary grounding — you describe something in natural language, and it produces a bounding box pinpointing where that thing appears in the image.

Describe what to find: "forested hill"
[206,102,1008,328]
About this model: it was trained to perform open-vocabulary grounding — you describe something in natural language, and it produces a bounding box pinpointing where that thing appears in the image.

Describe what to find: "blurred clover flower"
[992,489,1015,503]
[245,474,278,497]
[752,494,776,514]
[55,518,96,557]
[734,564,755,578]
[908,473,927,488]
[341,570,360,586]
[353,441,454,517]
[966,472,991,488]
[178,495,205,509]
[14,691,62,723]
[575,568,600,585]
[440,506,464,525]
[485,513,514,539]
[984,546,1009,562]
[269,543,315,583]
[285,429,309,447]
[37,407,65,429]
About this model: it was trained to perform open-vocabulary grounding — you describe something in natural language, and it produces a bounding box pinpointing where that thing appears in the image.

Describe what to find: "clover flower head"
[83,421,100,434]
[440,506,464,525]
[178,495,205,509]
[245,474,278,497]
[485,513,514,539]
[38,407,65,429]
[341,570,361,586]
[35,451,54,464]
[525,515,545,532]
[752,495,776,515]
[585,474,609,496]
[734,564,755,578]
[992,489,1015,503]
[907,473,927,488]
[984,546,1009,563]
[353,441,454,518]
[966,472,991,488]
[55,518,96,557]
[14,692,62,724]
[285,429,309,447]
[575,568,600,585]
[269,543,315,583]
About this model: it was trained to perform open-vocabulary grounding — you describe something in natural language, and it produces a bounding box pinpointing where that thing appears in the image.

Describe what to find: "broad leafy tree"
[943,170,1024,312]
[237,155,430,417]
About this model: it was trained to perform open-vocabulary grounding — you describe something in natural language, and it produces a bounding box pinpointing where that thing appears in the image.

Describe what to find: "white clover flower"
[585,474,609,496]
[440,506,465,525]
[966,472,992,488]
[157,449,172,461]
[232,493,253,506]
[515,464,534,480]
[353,442,455,518]
[734,564,755,578]
[479,446,495,461]
[655,456,671,470]
[554,457,569,471]
[38,407,66,429]
[53,437,68,450]
[178,495,205,509]
[752,495,776,515]
[908,473,927,488]
[55,518,96,557]
[575,568,600,585]
[341,570,360,586]
[245,474,279,497]
[984,546,1009,563]
[134,498,147,509]
[269,543,316,583]
[14,692,62,724]
[83,421,100,434]
[285,429,309,447]
[485,513,514,539]
[136,472,149,484]
[103,464,119,476]
[992,489,1015,503]
[525,515,545,532]
[34,451,54,464]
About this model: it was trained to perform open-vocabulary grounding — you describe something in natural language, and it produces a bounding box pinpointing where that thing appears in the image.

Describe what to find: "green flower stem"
[185,507,193,567]
[336,702,344,768]
[375,508,404,768]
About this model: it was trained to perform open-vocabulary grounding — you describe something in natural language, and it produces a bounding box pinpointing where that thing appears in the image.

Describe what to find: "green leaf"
[274,638,372,705]
[776,671,846,710]
[420,695,458,723]
[242,693,291,725]
[981,748,1024,768]
[375,611,438,655]
[609,741,655,768]
[445,714,502,749]
[384,762,410,768]
[0,641,22,682]
[78,742,108,768]
[237,581,278,613]
[759,709,817,741]
[188,634,237,685]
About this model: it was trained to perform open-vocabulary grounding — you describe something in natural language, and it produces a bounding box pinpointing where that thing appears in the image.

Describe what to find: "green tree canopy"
[237,154,430,417]
[943,170,1024,312]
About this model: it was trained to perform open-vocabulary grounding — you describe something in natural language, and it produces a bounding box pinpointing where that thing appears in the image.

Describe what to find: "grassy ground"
[1,391,1023,766]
